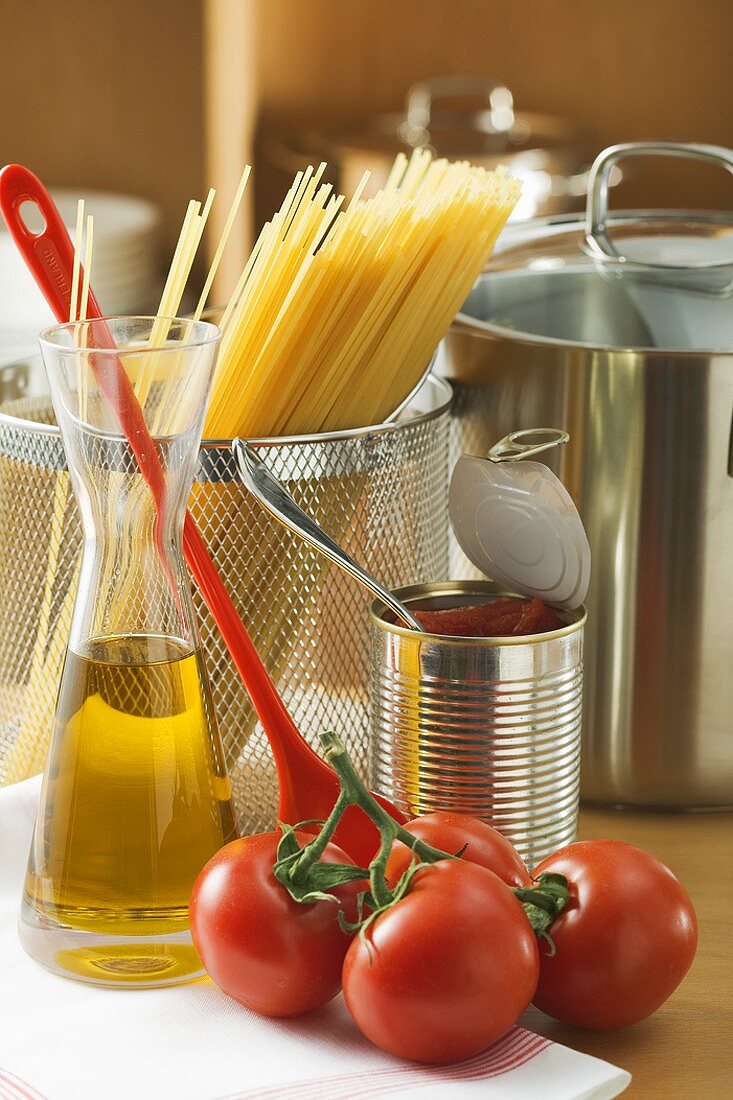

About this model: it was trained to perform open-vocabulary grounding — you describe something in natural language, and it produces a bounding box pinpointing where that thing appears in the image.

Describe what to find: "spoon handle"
[233,440,423,632]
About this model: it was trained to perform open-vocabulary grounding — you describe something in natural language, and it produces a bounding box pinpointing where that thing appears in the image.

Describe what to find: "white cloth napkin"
[0,776,630,1100]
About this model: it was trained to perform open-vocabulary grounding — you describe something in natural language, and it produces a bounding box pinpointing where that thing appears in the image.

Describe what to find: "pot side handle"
[584,141,733,268]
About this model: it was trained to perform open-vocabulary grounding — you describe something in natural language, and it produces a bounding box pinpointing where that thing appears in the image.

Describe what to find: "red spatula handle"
[0,162,316,778]
[0,165,168,496]
[0,164,405,863]
[0,164,105,323]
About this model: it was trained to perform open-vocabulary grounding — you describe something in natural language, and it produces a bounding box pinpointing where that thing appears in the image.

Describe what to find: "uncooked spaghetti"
[158,149,519,438]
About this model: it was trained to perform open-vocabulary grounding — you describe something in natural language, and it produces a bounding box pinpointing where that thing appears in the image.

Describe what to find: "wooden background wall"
[254,0,733,211]
[1,0,732,297]
[2,0,205,257]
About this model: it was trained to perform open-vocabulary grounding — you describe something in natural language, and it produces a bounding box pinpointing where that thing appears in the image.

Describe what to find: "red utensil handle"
[0,163,404,861]
[0,163,105,323]
[0,164,320,785]
[0,165,167,493]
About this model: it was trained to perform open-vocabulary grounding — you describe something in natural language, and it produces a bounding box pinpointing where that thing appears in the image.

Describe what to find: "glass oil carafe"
[20,316,237,987]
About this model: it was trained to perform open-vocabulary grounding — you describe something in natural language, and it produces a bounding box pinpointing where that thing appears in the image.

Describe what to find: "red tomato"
[190,831,360,1017]
[342,861,539,1063]
[385,812,530,888]
[531,839,698,1029]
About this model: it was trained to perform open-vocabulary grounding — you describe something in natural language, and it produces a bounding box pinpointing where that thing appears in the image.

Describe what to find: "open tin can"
[371,580,586,865]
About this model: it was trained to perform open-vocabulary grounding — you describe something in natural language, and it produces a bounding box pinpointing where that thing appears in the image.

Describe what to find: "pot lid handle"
[585,141,733,269]
[400,75,515,146]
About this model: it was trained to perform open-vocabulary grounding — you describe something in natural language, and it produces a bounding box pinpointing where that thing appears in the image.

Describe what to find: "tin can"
[370,580,586,865]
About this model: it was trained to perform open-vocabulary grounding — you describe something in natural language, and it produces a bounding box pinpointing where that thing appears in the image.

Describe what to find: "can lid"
[449,453,590,609]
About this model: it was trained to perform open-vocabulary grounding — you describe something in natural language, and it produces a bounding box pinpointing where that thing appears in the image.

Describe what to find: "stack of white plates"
[0,189,163,359]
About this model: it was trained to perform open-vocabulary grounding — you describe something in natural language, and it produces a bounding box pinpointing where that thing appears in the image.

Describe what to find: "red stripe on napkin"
[219,1026,551,1100]
[0,1069,49,1100]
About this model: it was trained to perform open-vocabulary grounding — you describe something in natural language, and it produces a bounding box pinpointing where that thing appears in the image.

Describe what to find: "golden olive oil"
[23,635,237,981]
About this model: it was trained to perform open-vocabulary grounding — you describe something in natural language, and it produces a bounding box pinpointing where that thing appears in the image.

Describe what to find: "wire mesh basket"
[0,354,451,831]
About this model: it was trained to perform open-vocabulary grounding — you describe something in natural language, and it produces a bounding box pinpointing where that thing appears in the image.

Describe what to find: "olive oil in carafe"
[22,635,237,983]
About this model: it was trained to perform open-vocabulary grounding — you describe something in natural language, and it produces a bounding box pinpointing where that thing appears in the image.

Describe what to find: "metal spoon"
[232,439,423,631]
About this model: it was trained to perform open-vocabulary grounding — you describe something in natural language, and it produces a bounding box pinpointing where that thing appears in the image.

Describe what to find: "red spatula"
[0,163,404,864]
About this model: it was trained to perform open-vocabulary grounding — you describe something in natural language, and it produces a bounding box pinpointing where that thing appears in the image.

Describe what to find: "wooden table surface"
[522,806,733,1099]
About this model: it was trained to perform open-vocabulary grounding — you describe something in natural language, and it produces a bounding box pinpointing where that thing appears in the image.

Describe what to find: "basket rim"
[0,366,453,447]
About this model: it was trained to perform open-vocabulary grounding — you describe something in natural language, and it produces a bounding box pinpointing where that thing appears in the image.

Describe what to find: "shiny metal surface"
[585,143,733,268]
[233,440,423,631]
[0,358,452,829]
[370,581,585,864]
[264,76,620,223]
[487,427,570,463]
[442,183,733,808]
[400,76,516,145]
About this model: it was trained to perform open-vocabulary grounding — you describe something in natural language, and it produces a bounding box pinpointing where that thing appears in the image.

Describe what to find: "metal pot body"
[442,325,733,809]
[443,141,733,809]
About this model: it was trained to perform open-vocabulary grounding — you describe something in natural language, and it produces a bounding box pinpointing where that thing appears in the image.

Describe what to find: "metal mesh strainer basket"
[0,354,451,830]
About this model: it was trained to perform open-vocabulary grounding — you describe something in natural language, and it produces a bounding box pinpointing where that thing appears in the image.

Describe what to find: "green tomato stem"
[273,731,570,943]
[514,873,570,937]
[283,790,351,882]
[273,731,456,913]
[319,730,454,865]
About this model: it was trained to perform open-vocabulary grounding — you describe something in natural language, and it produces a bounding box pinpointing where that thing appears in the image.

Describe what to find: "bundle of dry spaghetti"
[203,150,520,437]
[133,149,520,437]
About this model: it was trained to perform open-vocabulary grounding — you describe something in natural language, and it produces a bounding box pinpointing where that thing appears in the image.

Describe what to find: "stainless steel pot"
[264,75,619,222]
[440,141,733,810]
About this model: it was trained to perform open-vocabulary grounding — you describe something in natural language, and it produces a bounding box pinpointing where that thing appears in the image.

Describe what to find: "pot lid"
[449,430,591,610]
[292,77,591,175]
[268,78,624,222]
[457,142,733,354]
